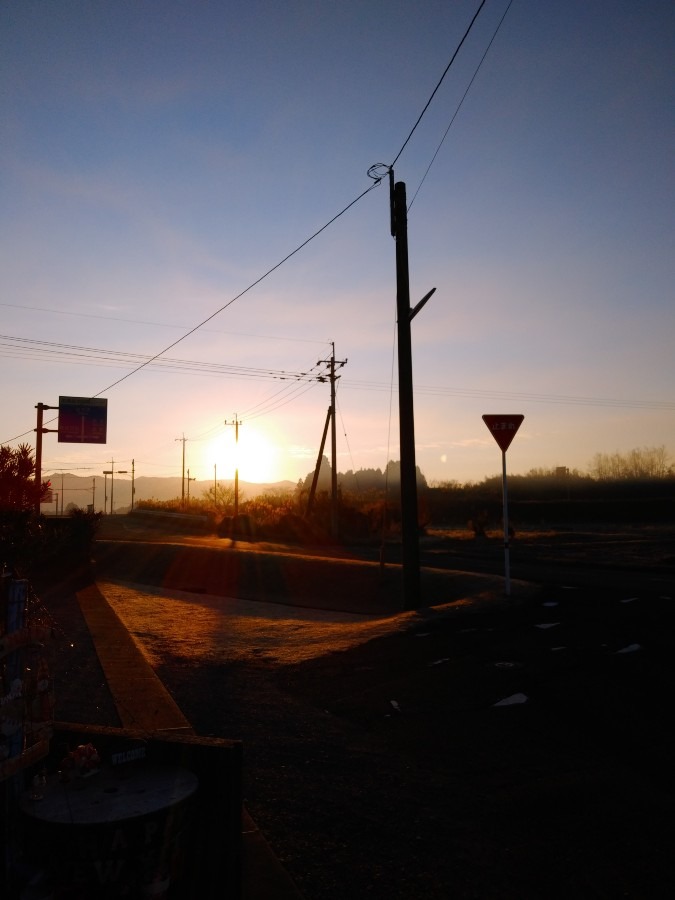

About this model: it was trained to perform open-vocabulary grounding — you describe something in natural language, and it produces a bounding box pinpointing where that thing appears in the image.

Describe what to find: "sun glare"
[205,424,281,485]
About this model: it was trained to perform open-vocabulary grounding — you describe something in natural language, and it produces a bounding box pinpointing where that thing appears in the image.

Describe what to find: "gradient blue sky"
[2,0,674,487]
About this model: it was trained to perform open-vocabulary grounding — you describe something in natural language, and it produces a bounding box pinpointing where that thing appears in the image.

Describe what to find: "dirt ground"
[32,525,675,898]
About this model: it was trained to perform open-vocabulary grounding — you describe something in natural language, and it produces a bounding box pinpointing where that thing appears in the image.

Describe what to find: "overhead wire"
[1,0,584,466]
[341,378,675,411]
[408,0,515,211]
[87,180,384,400]
[1,177,382,446]
[335,393,359,491]
[0,335,324,384]
[238,358,327,420]
[0,302,332,347]
[390,0,488,169]
[377,0,496,496]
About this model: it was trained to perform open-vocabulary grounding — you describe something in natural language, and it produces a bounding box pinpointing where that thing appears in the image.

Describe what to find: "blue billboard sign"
[58,396,108,444]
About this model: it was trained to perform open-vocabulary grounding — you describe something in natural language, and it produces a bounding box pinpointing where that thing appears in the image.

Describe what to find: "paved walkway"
[75,582,303,900]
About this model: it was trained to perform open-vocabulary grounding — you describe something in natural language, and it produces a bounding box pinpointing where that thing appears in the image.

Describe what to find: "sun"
[205,424,281,485]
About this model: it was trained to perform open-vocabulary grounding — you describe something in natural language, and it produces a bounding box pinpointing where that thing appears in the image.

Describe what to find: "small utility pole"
[186,469,196,503]
[175,435,188,507]
[131,459,135,511]
[325,345,346,538]
[106,459,127,515]
[225,416,242,518]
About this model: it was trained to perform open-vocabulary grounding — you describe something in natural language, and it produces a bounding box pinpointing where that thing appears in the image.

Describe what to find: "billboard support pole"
[34,403,59,514]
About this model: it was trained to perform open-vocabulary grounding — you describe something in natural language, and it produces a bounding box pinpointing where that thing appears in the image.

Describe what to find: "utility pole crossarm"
[410,287,436,321]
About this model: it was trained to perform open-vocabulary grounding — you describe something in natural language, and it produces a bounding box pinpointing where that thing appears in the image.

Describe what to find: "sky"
[2,0,674,490]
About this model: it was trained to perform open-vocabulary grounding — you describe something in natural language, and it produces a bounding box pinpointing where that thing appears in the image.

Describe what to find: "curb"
[75,583,303,899]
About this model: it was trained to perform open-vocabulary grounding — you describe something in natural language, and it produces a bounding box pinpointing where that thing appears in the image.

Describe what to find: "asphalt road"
[42,519,673,898]
[88,536,675,899]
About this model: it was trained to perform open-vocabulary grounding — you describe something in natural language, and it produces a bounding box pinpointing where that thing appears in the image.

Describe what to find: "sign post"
[34,397,108,512]
[482,414,524,596]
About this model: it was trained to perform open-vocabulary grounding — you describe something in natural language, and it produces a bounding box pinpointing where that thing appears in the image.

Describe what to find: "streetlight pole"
[105,460,127,515]
[115,468,128,514]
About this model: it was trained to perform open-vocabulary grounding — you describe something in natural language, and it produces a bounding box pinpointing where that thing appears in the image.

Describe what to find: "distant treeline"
[127,447,675,533]
[425,461,675,528]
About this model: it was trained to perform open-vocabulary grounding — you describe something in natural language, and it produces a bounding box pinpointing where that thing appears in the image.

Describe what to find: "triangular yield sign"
[482,414,524,453]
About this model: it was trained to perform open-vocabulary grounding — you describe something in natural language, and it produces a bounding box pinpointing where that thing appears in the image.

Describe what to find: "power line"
[86,180,383,400]
[0,334,325,383]
[0,302,331,347]
[3,6,503,450]
[243,379,323,422]
[340,378,675,411]
[408,0,515,211]
[238,358,328,419]
[390,0,488,168]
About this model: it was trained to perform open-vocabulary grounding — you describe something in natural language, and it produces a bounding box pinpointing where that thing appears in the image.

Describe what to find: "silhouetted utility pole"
[327,345,346,537]
[390,171,435,610]
[306,348,346,537]
[131,459,135,511]
[175,434,188,507]
[34,402,59,513]
[225,416,242,517]
[186,469,196,503]
[107,460,127,515]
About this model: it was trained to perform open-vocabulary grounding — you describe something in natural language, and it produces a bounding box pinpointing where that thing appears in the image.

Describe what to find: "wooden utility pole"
[306,348,346,536]
[225,416,242,517]
[390,172,435,610]
[175,435,187,507]
[186,469,196,503]
[328,344,346,538]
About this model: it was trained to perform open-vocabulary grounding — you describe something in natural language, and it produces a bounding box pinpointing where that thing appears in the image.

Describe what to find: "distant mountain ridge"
[41,472,296,513]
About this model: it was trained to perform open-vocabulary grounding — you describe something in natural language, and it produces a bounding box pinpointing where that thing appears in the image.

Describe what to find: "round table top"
[21,764,199,825]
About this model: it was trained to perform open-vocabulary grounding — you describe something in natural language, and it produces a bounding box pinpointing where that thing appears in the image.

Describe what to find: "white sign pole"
[482,414,523,597]
[501,449,511,596]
